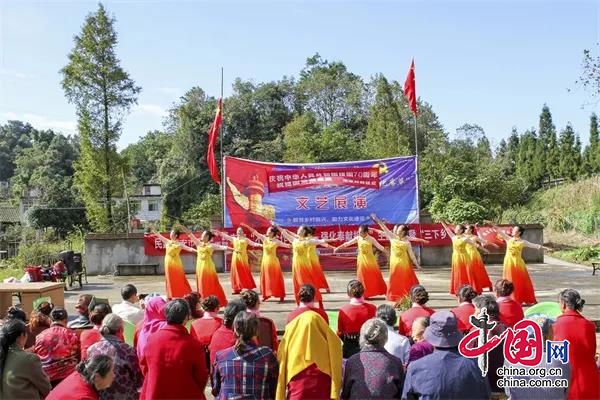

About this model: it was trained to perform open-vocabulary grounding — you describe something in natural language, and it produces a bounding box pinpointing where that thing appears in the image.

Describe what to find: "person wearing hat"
[402,311,490,400]
[398,285,435,338]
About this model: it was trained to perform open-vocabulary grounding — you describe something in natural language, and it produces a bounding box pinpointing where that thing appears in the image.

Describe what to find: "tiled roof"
[0,206,20,223]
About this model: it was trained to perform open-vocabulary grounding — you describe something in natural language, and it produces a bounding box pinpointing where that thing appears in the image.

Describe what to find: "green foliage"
[61,3,140,231]
[553,246,600,264]
[394,295,412,312]
[538,105,561,180]
[430,197,489,224]
[0,121,34,181]
[122,130,172,186]
[283,113,320,163]
[181,193,223,229]
[583,113,600,175]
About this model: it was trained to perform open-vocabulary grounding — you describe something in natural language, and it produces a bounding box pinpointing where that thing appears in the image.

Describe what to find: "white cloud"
[135,103,167,117]
[0,112,76,133]
[156,87,182,97]
[0,69,33,79]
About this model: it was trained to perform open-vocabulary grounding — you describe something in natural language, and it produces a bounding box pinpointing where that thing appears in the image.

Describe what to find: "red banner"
[143,225,513,256]
[267,166,379,193]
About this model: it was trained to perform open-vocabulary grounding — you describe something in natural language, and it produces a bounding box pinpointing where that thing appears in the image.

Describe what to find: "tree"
[538,105,560,180]
[362,75,410,158]
[0,121,34,182]
[583,113,600,174]
[516,130,544,189]
[61,3,141,232]
[122,130,172,186]
[282,113,320,163]
[558,124,581,180]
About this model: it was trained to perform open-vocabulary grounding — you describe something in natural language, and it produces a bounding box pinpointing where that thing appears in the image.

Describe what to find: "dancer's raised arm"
[440,221,455,238]
[371,213,395,240]
[178,225,202,246]
[211,229,234,242]
[485,221,511,242]
[240,223,267,241]
[149,226,170,245]
[333,236,359,253]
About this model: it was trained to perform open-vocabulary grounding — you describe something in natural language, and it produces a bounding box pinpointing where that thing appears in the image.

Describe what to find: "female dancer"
[278,225,330,305]
[212,227,260,294]
[440,222,482,296]
[334,225,389,299]
[306,227,331,294]
[179,226,235,307]
[489,223,550,305]
[464,224,493,293]
[371,214,424,302]
[150,226,194,299]
[241,223,289,302]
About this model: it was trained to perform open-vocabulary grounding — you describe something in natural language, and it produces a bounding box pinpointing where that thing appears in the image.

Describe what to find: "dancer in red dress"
[441,222,482,295]
[464,224,493,293]
[212,227,260,294]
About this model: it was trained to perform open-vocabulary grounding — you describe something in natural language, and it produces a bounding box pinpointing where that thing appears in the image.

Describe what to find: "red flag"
[206,98,223,184]
[404,59,417,115]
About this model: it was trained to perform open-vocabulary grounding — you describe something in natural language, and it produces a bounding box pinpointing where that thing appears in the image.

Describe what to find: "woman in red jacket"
[494,279,524,328]
[398,285,435,337]
[552,289,600,400]
[337,280,377,359]
[46,355,115,400]
[450,284,477,334]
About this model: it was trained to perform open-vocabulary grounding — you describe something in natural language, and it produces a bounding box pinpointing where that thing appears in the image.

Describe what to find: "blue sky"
[1,0,598,150]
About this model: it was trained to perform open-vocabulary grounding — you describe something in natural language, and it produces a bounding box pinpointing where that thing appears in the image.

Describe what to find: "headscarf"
[276,311,343,400]
[136,295,167,359]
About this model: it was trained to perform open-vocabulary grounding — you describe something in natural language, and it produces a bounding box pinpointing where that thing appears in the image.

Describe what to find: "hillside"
[502,176,600,263]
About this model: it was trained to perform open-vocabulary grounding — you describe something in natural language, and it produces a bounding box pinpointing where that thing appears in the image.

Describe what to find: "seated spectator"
[140,299,208,400]
[341,318,404,399]
[240,289,278,351]
[0,319,52,399]
[277,311,342,400]
[494,279,524,328]
[34,308,80,386]
[112,284,144,325]
[407,317,434,366]
[135,295,167,359]
[208,299,247,366]
[26,301,53,349]
[553,288,599,400]
[286,284,329,324]
[191,295,222,345]
[213,311,279,400]
[398,285,435,337]
[46,354,115,400]
[403,311,491,400]
[68,294,94,329]
[81,303,112,360]
[87,313,142,400]
[377,304,410,365]
[337,280,376,359]
[183,291,204,320]
[504,315,570,400]
[468,294,508,394]
[450,284,477,333]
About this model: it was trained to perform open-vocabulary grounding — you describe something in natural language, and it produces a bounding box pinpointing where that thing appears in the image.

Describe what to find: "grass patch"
[551,246,600,265]
[0,264,24,281]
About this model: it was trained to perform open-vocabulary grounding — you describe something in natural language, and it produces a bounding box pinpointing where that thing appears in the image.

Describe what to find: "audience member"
[341,318,404,399]
[208,299,247,366]
[135,295,167,359]
[213,311,279,400]
[376,304,410,365]
[112,284,144,325]
[190,295,222,369]
[5,306,26,322]
[0,319,51,399]
[337,280,376,358]
[81,303,112,360]
[183,292,204,320]
[504,315,570,400]
[34,308,80,386]
[494,279,524,328]
[46,354,115,400]
[277,311,342,400]
[68,294,94,329]
[450,284,477,333]
[402,311,491,399]
[140,299,208,400]
[553,288,599,400]
[286,284,329,324]
[407,317,433,365]
[87,313,142,400]
[398,285,435,337]
[240,289,278,351]
[26,302,53,348]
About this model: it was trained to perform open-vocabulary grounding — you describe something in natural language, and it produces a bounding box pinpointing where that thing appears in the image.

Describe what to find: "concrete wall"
[85,233,225,276]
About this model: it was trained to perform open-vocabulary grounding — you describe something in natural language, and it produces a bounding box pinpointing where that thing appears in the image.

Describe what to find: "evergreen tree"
[558,124,580,180]
[61,3,140,232]
[583,113,600,174]
[538,105,560,180]
[516,130,544,189]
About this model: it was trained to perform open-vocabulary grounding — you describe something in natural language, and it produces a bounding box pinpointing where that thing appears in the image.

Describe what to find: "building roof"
[0,206,20,223]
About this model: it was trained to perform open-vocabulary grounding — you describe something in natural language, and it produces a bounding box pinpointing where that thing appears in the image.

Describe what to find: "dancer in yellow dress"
[371,214,427,301]
[464,224,493,293]
[180,226,235,307]
[151,226,195,299]
[242,224,290,302]
[212,227,260,294]
[334,225,389,299]
[489,223,550,305]
[441,222,481,295]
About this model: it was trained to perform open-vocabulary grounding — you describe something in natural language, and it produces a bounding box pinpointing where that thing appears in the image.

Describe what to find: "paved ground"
[63,256,600,348]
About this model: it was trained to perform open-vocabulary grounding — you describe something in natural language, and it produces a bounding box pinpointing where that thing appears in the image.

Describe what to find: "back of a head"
[360,318,388,349]
[559,288,585,312]
[412,316,430,340]
[457,284,477,303]
[410,285,429,305]
[121,284,137,301]
[183,292,203,319]
[0,319,27,372]
[100,313,124,336]
[164,299,190,325]
[90,303,112,326]
[5,306,26,323]
[347,279,365,299]
[376,304,397,327]
[76,354,113,385]
[298,284,316,304]
[233,311,259,353]
[51,308,68,323]
[472,294,499,319]
[201,295,220,312]
[240,289,260,310]
[36,301,54,317]
[494,279,514,297]
[223,300,247,328]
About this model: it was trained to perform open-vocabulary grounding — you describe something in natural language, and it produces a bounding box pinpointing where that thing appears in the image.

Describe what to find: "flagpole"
[219,67,227,270]
[413,112,423,265]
